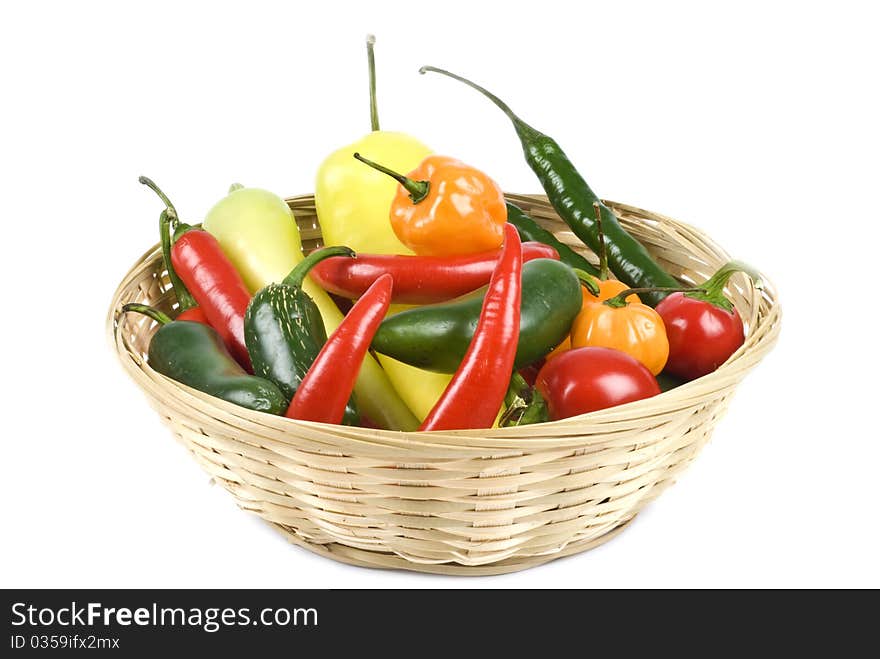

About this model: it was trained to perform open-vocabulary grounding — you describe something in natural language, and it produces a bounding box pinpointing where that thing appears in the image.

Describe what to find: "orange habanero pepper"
[353,153,507,256]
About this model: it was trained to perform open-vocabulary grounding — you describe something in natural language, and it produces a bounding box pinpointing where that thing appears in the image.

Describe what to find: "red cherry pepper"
[171,229,253,371]
[420,224,523,431]
[286,274,394,424]
[655,261,762,381]
[535,347,661,419]
[310,241,557,304]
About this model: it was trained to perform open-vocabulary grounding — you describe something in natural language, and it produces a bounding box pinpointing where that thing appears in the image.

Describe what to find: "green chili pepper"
[420,66,680,306]
[122,304,286,414]
[506,202,599,277]
[371,258,583,373]
[244,246,360,426]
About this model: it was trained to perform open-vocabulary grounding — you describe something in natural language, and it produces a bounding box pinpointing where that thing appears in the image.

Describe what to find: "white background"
[2,1,878,588]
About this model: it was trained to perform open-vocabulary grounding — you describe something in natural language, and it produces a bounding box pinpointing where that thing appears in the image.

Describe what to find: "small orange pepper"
[546,202,639,361]
[570,289,669,375]
[354,153,506,256]
[546,279,639,360]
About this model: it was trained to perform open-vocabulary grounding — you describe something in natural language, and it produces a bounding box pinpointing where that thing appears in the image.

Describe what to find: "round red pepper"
[535,347,661,419]
[655,261,762,381]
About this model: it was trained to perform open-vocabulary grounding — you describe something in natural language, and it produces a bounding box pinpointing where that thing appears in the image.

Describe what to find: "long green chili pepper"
[420,66,680,307]
[505,202,599,277]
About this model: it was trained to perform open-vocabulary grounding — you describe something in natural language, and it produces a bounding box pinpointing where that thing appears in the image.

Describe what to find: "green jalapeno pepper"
[371,258,583,373]
[244,246,360,426]
[122,304,286,414]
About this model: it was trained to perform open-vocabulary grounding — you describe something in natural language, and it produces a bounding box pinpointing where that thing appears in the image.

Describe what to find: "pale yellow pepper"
[314,36,450,422]
[202,185,419,431]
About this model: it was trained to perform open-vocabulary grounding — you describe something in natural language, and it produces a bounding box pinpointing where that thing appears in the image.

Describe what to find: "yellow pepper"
[314,35,449,420]
[202,184,419,431]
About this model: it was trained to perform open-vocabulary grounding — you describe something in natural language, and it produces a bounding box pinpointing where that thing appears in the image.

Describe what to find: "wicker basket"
[107,194,780,575]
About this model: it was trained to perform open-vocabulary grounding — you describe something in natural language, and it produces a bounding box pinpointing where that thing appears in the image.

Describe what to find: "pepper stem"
[418,65,540,140]
[572,268,600,297]
[122,303,172,326]
[140,176,196,311]
[685,260,764,311]
[228,182,245,193]
[605,286,706,308]
[593,201,609,280]
[283,245,356,289]
[139,176,177,223]
[501,372,548,427]
[366,34,380,132]
[353,152,430,204]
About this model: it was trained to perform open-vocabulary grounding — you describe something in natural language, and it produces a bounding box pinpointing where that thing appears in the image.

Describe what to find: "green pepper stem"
[122,303,172,326]
[593,201,609,281]
[139,176,177,223]
[419,65,541,141]
[366,34,380,132]
[572,268,600,297]
[604,286,706,308]
[141,176,196,310]
[685,260,763,311]
[283,245,356,289]
[353,152,430,204]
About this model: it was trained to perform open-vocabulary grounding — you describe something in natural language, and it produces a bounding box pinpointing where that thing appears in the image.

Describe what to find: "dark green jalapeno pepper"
[244,246,359,426]
[371,258,583,373]
[506,202,599,277]
[122,304,286,414]
[420,66,680,307]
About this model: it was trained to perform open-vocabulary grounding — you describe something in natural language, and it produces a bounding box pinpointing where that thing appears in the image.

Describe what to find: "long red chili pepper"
[176,306,208,323]
[285,274,394,424]
[420,224,522,431]
[310,241,556,304]
[171,229,253,371]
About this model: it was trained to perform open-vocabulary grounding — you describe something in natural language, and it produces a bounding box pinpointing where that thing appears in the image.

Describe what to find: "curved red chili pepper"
[171,230,252,371]
[420,224,523,431]
[310,241,555,304]
[285,274,394,424]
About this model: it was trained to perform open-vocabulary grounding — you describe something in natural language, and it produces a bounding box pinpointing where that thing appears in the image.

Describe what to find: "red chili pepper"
[285,274,394,424]
[176,307,208,324]
[420,224,522,431]
[309,241,555,304]
[655,261,762,380]
[171,229,253,371]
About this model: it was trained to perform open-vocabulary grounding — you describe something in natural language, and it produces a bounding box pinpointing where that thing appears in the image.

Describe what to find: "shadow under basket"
[108,194,780,576]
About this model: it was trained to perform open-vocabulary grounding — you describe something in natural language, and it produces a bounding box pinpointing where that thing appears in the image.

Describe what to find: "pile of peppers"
[122,36,764,431]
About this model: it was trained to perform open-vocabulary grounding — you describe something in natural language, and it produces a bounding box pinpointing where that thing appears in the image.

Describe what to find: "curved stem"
[353,152,430,203]
[420,66,519,125]
[593,201,609,280]
[283,245,356,289]
[139,176,178,225]
[572,268,600,297]
[366,34,379,131]
[605,286,705,308]
[122,303,172,326]
[685,260,763,311]
[159,210,197,310]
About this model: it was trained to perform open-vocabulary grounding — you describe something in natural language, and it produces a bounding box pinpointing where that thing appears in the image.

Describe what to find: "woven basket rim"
[108,194,781,451]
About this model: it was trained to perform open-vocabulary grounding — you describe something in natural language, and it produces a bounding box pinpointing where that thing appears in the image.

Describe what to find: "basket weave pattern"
[108,194,780,575]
